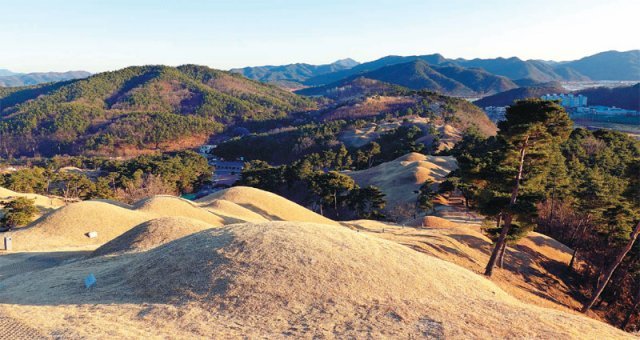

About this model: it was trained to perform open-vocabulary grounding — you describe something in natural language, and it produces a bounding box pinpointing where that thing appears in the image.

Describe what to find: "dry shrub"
[115,174,177,204]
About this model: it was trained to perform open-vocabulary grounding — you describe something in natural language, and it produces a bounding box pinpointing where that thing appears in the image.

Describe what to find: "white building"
[541,93,588,108]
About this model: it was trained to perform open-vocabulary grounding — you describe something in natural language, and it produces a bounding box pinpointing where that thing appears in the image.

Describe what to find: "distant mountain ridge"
[238,51,640,92]
[561,50,640,80]
[0,71,91,87]
[230,58,359,88]
[0,69,17,77]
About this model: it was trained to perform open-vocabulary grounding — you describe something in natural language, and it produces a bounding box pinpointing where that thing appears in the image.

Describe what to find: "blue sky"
[1,0,638,72]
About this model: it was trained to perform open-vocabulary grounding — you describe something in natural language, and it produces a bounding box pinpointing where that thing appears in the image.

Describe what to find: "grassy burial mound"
[347,153,457,210]
[5,196,226,251]
[197,186,340,226]
[92,216,217,257]
[3,187,340,251]
[0,222,631,338]
[133,195,225,226]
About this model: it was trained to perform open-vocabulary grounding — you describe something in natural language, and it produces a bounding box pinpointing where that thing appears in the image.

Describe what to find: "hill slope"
[0,221,633,338]
[576,83,640,111]
[0,65,315,157]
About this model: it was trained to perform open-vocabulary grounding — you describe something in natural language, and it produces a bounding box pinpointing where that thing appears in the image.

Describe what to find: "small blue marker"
[84,273,97,288]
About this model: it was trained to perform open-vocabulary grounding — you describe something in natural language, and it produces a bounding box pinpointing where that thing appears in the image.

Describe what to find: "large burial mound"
[347,153,457,210]
[91,216,216,257]
[0,222,631,338]
[197,186,340,226]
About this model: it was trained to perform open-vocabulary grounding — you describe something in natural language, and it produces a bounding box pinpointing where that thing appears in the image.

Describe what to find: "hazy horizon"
[1,0,639,73]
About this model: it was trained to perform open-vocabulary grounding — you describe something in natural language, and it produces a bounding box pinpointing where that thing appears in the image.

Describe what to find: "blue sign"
[84,273,97,288]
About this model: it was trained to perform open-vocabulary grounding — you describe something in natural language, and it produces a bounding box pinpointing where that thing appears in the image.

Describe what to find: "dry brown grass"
[0,222,631,338]
[197,186,340,226]
[4,187,339,251]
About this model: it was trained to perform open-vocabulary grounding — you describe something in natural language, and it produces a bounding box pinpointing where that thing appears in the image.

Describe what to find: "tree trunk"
[498,241,507,268]
[548,187,557,233]
[485,136,529,277]
[568,248,578,271]
[582,221,640,313]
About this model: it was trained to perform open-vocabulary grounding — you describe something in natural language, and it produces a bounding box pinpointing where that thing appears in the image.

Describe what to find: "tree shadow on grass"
[0,229,237,307]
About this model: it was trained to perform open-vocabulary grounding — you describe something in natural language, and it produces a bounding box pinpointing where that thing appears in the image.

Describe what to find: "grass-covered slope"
[0,65,315,157]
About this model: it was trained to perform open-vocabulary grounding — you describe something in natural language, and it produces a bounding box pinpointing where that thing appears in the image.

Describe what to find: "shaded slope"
[353,60,517,96]
[576,83,640,111]
[474,83,568,107]
[563,50,640,80]
[92,216,217,256]
[305,54,447,86]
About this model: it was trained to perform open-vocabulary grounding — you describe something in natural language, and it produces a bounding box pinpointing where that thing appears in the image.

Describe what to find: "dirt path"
[0,313,47,339]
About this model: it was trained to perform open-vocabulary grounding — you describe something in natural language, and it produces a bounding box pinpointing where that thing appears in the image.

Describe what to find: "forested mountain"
[0,71,91,87]
[454,58,589,82]
[230,58,359,88]
[304,54,447,86]
[576,83,640,110]
[562,50,640,80]
[473,82,568,107]
[323,60,517,96]
[295,76,408,101]
[0,65,315,157]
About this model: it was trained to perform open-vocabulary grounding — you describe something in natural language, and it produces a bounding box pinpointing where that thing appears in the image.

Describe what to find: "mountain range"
[0,70,91,87]
[299,60,517,97]
[235,50,640,95]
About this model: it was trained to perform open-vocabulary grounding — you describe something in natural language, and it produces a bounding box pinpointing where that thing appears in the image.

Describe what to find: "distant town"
[484,93,640,124]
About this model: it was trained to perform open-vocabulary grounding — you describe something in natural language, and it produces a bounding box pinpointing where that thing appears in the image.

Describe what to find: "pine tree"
[484,99,573,277]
